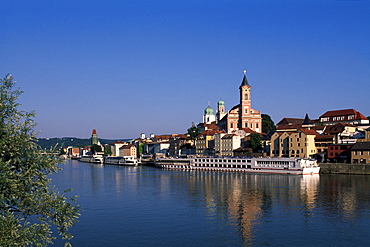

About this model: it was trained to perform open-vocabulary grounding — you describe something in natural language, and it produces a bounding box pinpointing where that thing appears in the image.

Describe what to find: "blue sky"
[1,0,369,139]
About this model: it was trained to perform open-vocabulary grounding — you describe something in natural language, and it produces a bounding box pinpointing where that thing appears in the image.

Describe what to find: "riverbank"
[319,163,370,175]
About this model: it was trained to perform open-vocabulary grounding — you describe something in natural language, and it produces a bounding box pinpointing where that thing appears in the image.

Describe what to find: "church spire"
[240,70,250,87]
[302,113,311,125]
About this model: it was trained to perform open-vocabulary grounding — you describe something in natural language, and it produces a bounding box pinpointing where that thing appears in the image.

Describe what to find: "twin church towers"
[202,70,262,133]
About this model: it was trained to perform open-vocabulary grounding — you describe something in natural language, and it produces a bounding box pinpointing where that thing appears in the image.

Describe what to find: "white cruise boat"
[155,157,320,175]
[79,155,104,164]
[104,156,139,166]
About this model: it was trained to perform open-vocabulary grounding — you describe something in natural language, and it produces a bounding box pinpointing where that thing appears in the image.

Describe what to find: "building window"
[245,123,248,128]
[256,123,259,128]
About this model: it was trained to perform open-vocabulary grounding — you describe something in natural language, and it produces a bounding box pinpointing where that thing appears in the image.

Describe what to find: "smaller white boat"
[104,156,139,166]
[79,155,104,164]
[119,156,139,166]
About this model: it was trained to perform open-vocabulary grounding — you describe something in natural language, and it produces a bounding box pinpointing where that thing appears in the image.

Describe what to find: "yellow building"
[195,130,224,156]
[270,131,292,157]
[289,129,318,158]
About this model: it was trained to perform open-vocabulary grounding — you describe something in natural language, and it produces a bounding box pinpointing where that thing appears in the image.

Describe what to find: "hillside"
[36,137,131,149]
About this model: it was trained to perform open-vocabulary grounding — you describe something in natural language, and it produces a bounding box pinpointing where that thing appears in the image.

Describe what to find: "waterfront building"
[119,144,137,157]
[214,132,241,157]
[67,146,81,158]
[289,129,318,158]
[145,141,170,158]
[110,141,127,156]
[315,134,335,161]
[169,134,190,156]
[327,144,353,163]
[195,130,225,156]
[270,128,318,158]
[216,71,262,133]
[351,141,370,163]
[270,131,292,157]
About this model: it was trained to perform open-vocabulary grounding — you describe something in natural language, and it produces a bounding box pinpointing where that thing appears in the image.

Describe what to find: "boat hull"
[155,157,320,175]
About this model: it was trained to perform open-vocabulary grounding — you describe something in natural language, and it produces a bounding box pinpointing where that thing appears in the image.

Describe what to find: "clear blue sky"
[1,0,369,139]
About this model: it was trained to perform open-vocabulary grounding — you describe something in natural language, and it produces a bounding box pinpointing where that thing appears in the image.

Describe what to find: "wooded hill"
[36,137,131,149]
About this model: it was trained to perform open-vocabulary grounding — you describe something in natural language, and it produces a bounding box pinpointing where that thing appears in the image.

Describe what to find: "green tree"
[187,123,200,141]
[262,114,276,134]
[0,75,80,246]
[138,143,144,155]
[90,144,102,154]
[250,133,262,152]
[104,145,112,156]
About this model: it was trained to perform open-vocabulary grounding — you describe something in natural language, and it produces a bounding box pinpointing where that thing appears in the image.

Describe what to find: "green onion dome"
[204,106,214,115]
[217,100,225,106]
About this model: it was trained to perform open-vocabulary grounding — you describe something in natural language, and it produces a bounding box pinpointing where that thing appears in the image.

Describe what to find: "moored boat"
[104,156,139,166]
[155,156,320,175]
[79,155,104,164]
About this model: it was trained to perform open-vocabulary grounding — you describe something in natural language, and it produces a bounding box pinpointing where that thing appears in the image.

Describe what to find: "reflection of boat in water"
[79,155,103,164]
[104,156,139,166]
[155,157,320,175]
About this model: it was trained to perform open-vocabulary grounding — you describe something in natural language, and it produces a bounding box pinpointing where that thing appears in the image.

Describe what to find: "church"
[202,71,262,133]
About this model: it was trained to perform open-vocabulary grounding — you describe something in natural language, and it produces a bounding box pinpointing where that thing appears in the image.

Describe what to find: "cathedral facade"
[203,71,262,133]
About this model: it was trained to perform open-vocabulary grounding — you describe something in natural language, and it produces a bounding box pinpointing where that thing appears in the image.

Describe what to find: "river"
[51,159,370,246]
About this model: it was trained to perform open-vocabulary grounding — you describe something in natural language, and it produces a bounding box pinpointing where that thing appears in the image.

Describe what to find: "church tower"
[91,129,99,145]
[216,99,226,122]
[239,70,252,129]
[203,103,216,124]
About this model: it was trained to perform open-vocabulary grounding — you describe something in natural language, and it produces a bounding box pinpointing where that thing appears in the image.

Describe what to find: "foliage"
[59,148,67,155]
[262,114,276,134]
[0,75,80,246]
[90,144,102,154]
[250,133,262,152]
[104,145,112,156]
[187,125,200,141]
[138,143,144,155]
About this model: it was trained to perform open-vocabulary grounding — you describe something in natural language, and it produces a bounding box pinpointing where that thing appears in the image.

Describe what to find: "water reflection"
[52,160,370,246]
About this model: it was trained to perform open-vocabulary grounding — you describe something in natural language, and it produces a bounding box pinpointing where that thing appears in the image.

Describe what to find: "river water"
[51,159,370,246]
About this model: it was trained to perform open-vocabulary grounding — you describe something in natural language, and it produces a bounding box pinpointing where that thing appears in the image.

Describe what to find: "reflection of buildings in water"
[188,172,323,245]
[300,174,320,210]
[340,189,357,220]
[321,175,362,221]
[114,167,140,197]
[227,175,262,245]
[187,172,263,245]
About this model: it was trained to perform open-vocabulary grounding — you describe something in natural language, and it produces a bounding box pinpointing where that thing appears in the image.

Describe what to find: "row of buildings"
[67,71,370,164]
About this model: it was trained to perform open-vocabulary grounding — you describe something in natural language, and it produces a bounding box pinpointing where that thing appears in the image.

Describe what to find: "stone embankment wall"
[319,163,370,175]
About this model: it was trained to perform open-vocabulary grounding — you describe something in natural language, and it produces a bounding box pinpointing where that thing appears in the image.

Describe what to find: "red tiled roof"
[222,134,235,139]
[320,109,368,120]
[198,130,224,137]
[276,124,302,130]
[299,128,319,135]
[323,123,356,134]
[276,118,304,126]
[110,141,126,145]
[315,135,335,140]
[119,144,135,149]
[240,127,256,133]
